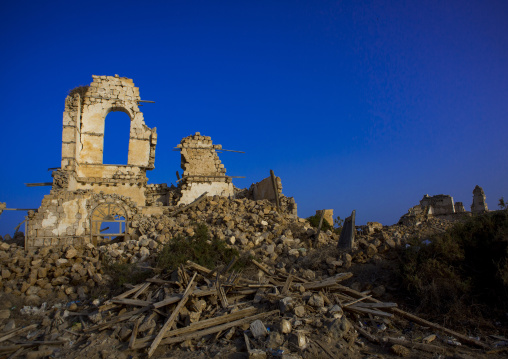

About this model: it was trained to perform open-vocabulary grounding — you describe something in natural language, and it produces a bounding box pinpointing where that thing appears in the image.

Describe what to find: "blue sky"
[0,0,507,235]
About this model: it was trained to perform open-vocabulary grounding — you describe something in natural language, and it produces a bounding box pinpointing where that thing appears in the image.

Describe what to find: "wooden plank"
[0,324,38,343]
[382,337,446,353]
[251,259,273,276]
[3,208,37,211]
[128,316,142,349]
[153,288,216,309]
[24,183,53,187]
[148,273,197,357]
[173,147,245,153]
[132,307,259,349]
[302,272,353,291]
[172,192,208,216]
[157,310,279,347]
[355,302,398,309]
[352,323,380,344]
[217,283,229,309]
[112,282,146,300]
[110,298,152,307]
[336,284,491,350]
[132,282,151,299]
[344,305,393,318]
[146,278,177,285]
[342,295,372,307]
[186,260,212,275]
[84,306,151,332]
[313,339,336,359]
[0,341,65,355]
[281,274,293,295]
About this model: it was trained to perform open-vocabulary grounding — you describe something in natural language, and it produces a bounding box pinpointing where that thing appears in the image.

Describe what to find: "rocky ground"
[0,196,506,358]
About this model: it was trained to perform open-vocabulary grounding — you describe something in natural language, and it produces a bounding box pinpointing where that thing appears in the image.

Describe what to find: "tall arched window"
[103,110,131,164]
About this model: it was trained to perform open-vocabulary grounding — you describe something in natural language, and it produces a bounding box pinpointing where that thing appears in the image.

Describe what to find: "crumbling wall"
[56,75,157,206]
[471,185,488,214]
[454,202,465,213]
[251,176,282,201]
[177,132,234,204]
[420,194,455,215]
[26,192,138,249]
[27,75,159,249]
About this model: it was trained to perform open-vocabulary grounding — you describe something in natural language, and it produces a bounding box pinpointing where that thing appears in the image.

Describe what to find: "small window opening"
[99,214,126,241]
[103,111,131,164]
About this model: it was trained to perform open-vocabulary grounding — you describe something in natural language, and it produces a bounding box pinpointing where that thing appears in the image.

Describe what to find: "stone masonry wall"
[420,194,455,215]
[177,132,234,204]
[471,185,488,213]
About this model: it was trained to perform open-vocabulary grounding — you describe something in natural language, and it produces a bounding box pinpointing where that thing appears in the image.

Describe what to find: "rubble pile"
[0,260,497,358]
[0,197,461,311]
[350,217,456,264]
[0,242,104,306]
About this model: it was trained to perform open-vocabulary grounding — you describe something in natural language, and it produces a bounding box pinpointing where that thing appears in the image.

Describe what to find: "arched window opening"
[103,111,131,164]
[90,203,127,244]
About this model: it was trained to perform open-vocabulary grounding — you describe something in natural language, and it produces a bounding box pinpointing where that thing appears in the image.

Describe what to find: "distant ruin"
[399,185,489,224]
[471,185,488,213]
[22,75,296,249]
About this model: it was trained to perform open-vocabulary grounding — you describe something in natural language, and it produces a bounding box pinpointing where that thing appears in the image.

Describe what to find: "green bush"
[307,214,334,232]
[397,211,508,324]
[102,255,152,290]
[156,223,241,272]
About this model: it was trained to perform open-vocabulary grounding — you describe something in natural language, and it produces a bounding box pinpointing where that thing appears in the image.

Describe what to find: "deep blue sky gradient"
[1,1,507,235]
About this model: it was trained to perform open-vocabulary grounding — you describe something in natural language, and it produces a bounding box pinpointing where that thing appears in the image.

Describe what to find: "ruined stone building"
[399,185,489,224]
[23,75,296,249]
[471,185,488,213]
[420,194,455,215]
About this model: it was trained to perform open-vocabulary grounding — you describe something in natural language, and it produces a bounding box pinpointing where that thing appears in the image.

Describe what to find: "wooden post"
[176,171,180,180]
[148,272,197,357]
[270,169,280,212]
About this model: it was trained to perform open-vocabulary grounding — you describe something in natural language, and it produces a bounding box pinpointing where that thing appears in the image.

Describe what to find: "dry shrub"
[397,210,508,327]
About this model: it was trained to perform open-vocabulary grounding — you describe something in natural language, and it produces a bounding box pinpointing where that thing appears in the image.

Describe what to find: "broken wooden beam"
[148,272,197,357]
[302,272,353,291]
[171,192,209,216]
[336,284,491,350]
[24,182,53,187]
[132,307,259,349]
[157,310,279,347]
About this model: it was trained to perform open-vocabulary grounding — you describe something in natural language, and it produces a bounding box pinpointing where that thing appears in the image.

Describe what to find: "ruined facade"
[400,185,489,224]
[471,185,488,213]
[454,202,466,213]
[26,75,157,248]
[420,194,455,215]
[22,75,297,249]
[177,132,234,205]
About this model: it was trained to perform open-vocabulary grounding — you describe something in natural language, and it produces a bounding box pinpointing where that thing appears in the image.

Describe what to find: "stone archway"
[90,201,128,245]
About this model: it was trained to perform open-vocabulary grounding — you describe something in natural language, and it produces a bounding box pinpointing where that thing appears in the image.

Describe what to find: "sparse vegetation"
[334,215,344,235]
[397,211,508,326]
[499,197,507,210]
[155,223,244,272]
[102,255,152,290]
[307,213,333,232]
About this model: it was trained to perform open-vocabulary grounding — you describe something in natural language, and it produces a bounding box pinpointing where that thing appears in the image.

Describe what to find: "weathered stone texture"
[177,132,234,205]
[24,76,298,249]
[420,194,455,215]
[251,176,282,201]
[471,185,488,213]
